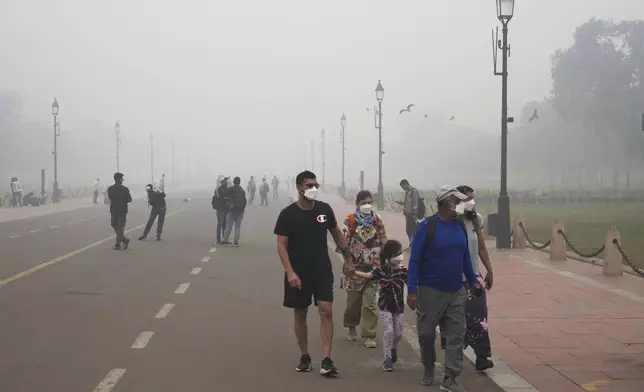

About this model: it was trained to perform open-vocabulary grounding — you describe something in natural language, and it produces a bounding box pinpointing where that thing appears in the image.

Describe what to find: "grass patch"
[476,203,644,269]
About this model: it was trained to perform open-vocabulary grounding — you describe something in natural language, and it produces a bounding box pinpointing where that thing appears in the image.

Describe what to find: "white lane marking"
[208,247,216,253]
[154,303,175,319]
[131,331,154,349]
[29,229,41,233]
[50,225,60,229]
[201,256,211,263]
[92,368,126,392]
[8,234,20,239]
[464,347,538,391]
[191,267,202,275]
[174,283,190,294]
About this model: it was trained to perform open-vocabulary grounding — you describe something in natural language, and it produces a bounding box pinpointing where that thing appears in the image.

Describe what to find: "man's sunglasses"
[303,183,320,189]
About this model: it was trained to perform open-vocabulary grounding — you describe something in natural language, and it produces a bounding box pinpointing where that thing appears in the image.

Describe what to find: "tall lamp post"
[172,141,176,181]
[115,121,121,172]
[149,133,155,184]
[51,98,60,203]
[340,113,347,197]
[320,129,326,190]
[493,0,515,249]
[375,81,384,210]
[311,138,315,172]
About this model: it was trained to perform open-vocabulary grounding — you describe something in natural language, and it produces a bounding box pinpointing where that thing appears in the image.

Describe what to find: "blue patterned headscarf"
[355,209,374,226]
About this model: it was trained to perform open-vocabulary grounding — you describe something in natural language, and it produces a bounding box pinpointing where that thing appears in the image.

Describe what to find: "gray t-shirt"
[463,213,484,279]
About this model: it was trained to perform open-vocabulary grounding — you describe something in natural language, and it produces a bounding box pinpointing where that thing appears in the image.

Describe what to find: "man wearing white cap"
[406,185,481,391]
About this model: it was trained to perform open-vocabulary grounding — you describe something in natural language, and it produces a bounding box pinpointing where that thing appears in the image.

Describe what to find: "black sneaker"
[112,244,121,250]
[295,354,312,372]
[221,241,231,247]
[138,236,146,241]
[382,357,393,372]
[475,356,494,372]
[156,236,162,241]
[233,242,239,248]
[122,238,130,250]
[320,357,338,377]
[391,348,398,364]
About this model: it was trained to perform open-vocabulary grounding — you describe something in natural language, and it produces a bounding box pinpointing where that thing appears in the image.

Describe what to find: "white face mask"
[359,204,373,214]
[389,255,404,265]
[454,199,476,215]
[303,188,318,200]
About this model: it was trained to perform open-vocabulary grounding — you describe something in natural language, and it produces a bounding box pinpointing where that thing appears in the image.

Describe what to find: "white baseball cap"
[435,185,468,202]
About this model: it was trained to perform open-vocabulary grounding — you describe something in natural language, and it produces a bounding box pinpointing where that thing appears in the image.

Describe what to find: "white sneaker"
[347,327,358,341]
[365,338,378,348]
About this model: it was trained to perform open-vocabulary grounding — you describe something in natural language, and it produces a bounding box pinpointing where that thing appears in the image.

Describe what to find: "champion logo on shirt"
[317,214,328,223]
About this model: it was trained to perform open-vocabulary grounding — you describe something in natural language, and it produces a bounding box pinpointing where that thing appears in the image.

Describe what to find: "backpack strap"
[346,213,356,237]
[422,214,467,253]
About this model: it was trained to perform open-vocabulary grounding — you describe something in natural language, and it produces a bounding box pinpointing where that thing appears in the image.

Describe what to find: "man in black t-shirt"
[274,170,353,377]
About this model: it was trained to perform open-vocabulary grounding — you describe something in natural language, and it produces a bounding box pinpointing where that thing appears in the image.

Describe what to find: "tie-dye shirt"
[371,264,408,314]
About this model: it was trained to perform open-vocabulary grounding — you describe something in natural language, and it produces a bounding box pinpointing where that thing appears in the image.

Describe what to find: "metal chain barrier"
[613,239,644,277]
[518,222,551,250]
[557,229,605,260]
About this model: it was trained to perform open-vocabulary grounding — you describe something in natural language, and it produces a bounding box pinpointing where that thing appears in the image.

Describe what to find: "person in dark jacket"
[222,176,247,247]
[212,177,230,245]
[139,184,167,241]
[107,172,132,250]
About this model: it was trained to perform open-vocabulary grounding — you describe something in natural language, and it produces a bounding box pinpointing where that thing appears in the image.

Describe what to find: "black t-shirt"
[107,184,132,214]
[274,201,338,281]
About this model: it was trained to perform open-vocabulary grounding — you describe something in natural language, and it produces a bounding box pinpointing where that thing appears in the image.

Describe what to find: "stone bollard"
[603,226,623,277]
[550,221,566,261]
[512,214,526,249]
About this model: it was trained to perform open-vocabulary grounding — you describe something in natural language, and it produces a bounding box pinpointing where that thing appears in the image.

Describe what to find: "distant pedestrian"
[139,184,167,241]
[93,177,101,204]
[107,172,132,250]
[222,177,247,247]
[351,239,406,372]
[397,179,420,251]
[211,177,229,245]
[274,170,353,377]
[406,185,481,388]
[247,176,257,205]
[159,173,166,192]
[259,177,269,206]
[342,190,387,349]
[10,177,23,207]
[272,175,280,199]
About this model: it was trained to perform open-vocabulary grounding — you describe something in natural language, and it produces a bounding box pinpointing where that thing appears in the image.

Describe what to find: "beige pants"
[343,282,379,338]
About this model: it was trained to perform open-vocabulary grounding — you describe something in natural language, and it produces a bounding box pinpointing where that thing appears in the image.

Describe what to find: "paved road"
[0,194,504,392]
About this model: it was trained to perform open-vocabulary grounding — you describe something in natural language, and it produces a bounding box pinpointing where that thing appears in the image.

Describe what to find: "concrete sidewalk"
[321,192,644,392]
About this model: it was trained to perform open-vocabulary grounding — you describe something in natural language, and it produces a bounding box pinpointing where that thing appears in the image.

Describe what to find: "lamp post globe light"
[115,121,121,172]
[375,80,384,210]
[494,0,515,249]
[51,98,60,203]
[340,113,347,197]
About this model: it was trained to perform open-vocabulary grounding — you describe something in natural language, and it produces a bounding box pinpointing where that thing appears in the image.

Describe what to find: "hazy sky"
[1,0,642,187]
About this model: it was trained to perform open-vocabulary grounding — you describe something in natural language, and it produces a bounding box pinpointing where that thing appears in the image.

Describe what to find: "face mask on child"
[389,254,404,265]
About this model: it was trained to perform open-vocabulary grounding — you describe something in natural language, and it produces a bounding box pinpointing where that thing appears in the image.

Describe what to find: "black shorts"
[283,272,334,309]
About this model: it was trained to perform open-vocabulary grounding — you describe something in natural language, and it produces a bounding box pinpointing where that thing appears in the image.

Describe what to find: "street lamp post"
[149,134,154,184]
[493,0,515,249]
[172,141,176,181]
[115,121,121,172]
[340,113,347,197]
[375,81,384,210]
[51,98,60,203]
[321,129,326,190]
[311,138,315,172]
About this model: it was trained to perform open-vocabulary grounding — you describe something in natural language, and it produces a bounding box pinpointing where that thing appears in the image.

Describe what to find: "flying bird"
[528,108,539,123]
[449,116,455,121]
[366,107,370,112]
[424,114,428,118]
[399,104,415,115]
